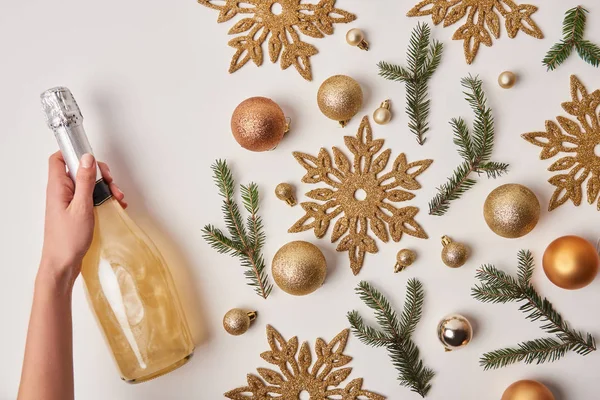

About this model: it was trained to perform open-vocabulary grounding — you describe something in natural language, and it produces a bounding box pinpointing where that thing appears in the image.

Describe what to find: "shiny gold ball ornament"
[542,235,599,290]
[484,184,540,238]
[317,75,363,127]
[223,309,257,336]
[275,183,296,206]
[231,97,289,152]
[373,100,392,125]
[437,314,473,351]
[346,28,369,50]
[501,380,555,400]
[394,249,416,273]
[272,241,327,296]
[498,71,518,89]
[441,236,469,268]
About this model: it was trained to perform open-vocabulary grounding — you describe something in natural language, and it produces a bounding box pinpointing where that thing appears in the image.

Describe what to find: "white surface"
[1,1,599,399]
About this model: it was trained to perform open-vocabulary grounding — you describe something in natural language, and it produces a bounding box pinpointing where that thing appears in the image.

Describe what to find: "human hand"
[39,152,127,288]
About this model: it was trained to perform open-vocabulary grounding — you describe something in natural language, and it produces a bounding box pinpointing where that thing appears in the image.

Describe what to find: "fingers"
[47,152,74,207]
[98,161,127,209]
[71,153,97,213]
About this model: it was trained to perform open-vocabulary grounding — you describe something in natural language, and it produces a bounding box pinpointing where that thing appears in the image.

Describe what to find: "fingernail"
[80,153,95,168]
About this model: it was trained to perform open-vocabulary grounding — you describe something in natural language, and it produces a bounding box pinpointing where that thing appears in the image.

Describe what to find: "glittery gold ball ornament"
[501,380,555,400]
[437,314,473,351]
[542,235,599,290]
[498,71,518,89]
[394,249,416,273]
[484,184,540,239]
[317,75,363,127]
[373,100,392,125]
[272,241,327,296]
[441,236,469,268]
[223,309,257,336]
[275,183,296,206]
[231,97,288,152]
[346,28,369,50]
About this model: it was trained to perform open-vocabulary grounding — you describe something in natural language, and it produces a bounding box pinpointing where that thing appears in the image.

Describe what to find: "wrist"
[37,258,79,296]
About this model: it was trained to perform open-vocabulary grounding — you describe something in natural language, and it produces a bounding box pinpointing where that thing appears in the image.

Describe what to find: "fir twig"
[428,75,508,216]
[348,280,434,397]
[202,160,273,299]
[472,250,596,370]
[543,6,600,70]
[378,22,443,145]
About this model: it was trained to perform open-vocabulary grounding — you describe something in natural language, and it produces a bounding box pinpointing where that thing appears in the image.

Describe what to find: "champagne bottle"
[40,87,194,383]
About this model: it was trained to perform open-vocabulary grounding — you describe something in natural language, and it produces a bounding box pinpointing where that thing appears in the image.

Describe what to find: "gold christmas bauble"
[373,100,392,125]
[275,183,296,206]
[231,97,288,152]
[346,28,369,50]
[223,309,257,336]
[272,241,327,296]
[437,314,473,351]
[498,71,518,89]
[501,380,555,400]
[484,184,540,238]
[441,236,469,268]
[317,75,363,127]
[542,235,599,290]
[395,249,416,272]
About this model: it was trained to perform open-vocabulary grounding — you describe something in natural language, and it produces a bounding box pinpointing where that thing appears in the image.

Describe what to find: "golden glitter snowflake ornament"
[197,0,356,81]
[290,116,432,275]
[523,76,600,212]
[225,325,384,399]
[407,0,543,64]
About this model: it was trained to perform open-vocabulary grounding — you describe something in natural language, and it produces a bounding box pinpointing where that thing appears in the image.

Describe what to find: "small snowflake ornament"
[290,116,432,275]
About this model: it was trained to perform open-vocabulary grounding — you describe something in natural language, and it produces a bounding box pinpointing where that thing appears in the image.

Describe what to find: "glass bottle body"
[82,197,194,383]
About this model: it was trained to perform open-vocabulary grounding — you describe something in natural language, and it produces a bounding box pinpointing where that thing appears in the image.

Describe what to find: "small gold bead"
[275,183,296,206]
[346,28,369,51]
[223,309,257,336]
[373,100,392,125]
[441,236,469,268]
[395,249,416,272]
[498,71,517,89]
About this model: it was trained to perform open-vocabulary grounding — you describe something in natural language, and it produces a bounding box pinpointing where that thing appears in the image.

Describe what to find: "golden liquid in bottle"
[81,198,194,383]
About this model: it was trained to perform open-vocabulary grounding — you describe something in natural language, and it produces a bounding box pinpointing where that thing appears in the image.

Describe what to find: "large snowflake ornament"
[289,117,432,275]
[197,0,356,81]
[523,76,600,212]
[225,325,384,399]
[407,0,543,64]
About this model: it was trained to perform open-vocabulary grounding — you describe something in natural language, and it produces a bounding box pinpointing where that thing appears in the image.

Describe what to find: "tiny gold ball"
[484,184,540,238]
[498,71,517,89]
[437,314,473,351]
[373,107,392,125]
[223,309,256,336]
[346,28,364,46]
[397,249,416,267]
[272,241,327,296]
[441,236,469,268]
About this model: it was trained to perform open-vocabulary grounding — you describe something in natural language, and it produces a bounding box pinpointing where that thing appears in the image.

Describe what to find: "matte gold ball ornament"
[501,380,555,400]
[437,314,473,351]
[542,235,599,290]
[373,100,392,125]
[498,71,518,89]
[223,309,257,336]
[346,28,369,50]
[317,75,363,127]
[275,183,296,206]
[272,241,327,296]
[231,97,289,152]
[484,184,540,238]
[441,236,469,268]
[394,249,416,273]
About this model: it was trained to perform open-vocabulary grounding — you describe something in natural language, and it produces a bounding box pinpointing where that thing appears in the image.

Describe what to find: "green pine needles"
[472,250,596,370]
[428,75,508,216]
[378,22,443,145]
[348,280,434,397]
[543,6,600,70]
[202,160,273,299]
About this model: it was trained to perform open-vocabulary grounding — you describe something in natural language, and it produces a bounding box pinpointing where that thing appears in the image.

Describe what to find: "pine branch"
[472,250,596,370]
[348,281,434,397]
[378,22,443,145]
[543,6,600,70]
[428,75,508,216]
[204,160,272,299]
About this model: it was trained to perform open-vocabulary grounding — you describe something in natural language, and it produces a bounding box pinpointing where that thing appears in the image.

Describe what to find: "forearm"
[18,262,76,400]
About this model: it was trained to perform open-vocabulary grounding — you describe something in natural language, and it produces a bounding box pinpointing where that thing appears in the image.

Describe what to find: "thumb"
[72,153,97,212]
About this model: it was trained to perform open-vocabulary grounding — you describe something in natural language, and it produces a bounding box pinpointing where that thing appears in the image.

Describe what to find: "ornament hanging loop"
[247,311,257,322]
[441,235,452,247]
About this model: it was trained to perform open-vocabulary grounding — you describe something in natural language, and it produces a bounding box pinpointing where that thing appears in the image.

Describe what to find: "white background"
[1,0,600,399]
